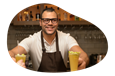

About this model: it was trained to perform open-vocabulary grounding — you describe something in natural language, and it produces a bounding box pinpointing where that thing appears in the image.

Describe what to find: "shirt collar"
[43,37,56,45]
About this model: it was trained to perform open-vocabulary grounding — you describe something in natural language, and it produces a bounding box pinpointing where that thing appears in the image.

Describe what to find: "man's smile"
[45,26,55,31]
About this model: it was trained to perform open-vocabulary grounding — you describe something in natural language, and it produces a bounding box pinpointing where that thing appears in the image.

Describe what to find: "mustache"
[45,25,55,28]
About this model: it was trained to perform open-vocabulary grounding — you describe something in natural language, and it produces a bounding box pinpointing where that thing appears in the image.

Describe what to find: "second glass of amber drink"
[15,54,26,63]
[69,51,80,71]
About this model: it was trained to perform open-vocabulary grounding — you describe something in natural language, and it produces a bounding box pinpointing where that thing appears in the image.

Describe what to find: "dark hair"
[40,8,58,19]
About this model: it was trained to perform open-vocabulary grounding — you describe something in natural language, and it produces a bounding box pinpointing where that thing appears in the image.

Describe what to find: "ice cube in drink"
[69,51,80,71]
[15,54,26,63]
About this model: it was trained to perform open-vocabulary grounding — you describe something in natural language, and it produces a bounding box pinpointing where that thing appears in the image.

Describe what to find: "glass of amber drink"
[15,54,26,63]
[69,51,80,71]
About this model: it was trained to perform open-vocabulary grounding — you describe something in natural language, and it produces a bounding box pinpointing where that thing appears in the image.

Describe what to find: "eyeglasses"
[41,18,58,24]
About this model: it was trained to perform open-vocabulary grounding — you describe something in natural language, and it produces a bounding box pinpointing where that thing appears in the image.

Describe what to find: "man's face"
[40,11,58,35]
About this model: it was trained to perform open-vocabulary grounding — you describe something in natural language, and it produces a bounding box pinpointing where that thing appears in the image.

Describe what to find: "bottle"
[75,16,79,21]
[45,6,47,9]
[57,7,61,21]
[29,11,33,21]
[64,12,67,21]
[24,8,29,21]
[70,14,74,21]
[25,13,30,21]
[18,13,22,21]
[97,54,105,71]
[36,6,40,21]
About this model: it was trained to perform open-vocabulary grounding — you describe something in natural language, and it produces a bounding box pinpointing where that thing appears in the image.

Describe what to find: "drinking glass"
[69,51,80,71]
[15,54,26,63]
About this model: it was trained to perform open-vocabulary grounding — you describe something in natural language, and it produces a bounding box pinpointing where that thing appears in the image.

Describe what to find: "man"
[9,8,89,72]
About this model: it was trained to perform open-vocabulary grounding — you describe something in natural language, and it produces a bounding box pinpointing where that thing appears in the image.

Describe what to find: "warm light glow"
[24,11,28,14]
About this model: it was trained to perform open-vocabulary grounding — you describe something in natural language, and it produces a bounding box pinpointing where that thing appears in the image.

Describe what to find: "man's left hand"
[78,57,86,70]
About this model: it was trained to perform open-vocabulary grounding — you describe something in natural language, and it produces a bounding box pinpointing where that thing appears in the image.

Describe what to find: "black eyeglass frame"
[41,18,59,24]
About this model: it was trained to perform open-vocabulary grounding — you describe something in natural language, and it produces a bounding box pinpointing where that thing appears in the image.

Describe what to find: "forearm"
[9,50,15,58]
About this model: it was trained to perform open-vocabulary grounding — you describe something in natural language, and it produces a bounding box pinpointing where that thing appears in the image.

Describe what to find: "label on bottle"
[18,14,22,21]
[64,13,67,18]
[58,13,61,21]
[26,14,29,21]
[58,13,60,18]
[75,16,79,21]
[64,13,67,21]
[37,15,39,19]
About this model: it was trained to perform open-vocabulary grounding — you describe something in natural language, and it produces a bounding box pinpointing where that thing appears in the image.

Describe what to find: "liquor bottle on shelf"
[24,8,29,21]
[25,13,30,21]
[29,11,33,21]
[64,12,67,21]
[70,14,75,21]
[36,6,40,21]
[45,6,47,9]
[57,7,61,21]
[75,16,79,21]
[18,13,22,21]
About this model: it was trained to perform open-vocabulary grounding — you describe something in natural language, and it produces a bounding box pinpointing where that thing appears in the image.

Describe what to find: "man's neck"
[42,31,56,45]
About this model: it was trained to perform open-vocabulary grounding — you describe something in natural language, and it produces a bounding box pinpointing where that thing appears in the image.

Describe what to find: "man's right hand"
[11,57,27,71]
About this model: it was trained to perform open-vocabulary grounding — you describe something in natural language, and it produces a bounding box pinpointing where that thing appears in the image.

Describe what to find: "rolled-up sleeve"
[66,35,79,50]
[19,35,33,53]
